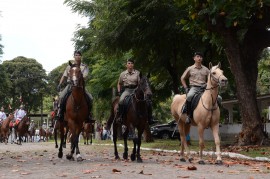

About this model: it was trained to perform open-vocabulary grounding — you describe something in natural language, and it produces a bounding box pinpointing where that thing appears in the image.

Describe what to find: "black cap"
[194,52,203,58]
[74,50,82,56]
[127,58,134,63]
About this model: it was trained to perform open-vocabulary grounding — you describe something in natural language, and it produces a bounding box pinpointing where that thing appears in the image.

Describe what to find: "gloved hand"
[57,84,61,92]
[185,87,189,94]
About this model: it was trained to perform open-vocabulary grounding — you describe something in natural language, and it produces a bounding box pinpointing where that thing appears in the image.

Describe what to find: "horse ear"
[217,62,221,68]
[69,61,72,66]
[139,72,142,79]
[209,62,212,69]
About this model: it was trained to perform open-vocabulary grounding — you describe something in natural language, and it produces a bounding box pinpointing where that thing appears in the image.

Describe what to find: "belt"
[190,85,203,88]
[124,85,137,89]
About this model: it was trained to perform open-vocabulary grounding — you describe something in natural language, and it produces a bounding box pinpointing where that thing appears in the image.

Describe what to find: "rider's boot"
[55,107,63,122]
[116,104,127,133]
[185,101,192,124]
[86,112,95,124]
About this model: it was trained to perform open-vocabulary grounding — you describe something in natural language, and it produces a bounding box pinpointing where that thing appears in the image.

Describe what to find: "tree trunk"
[223,31,264,145]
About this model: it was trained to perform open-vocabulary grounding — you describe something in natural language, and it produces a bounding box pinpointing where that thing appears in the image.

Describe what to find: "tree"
[176,0,270,145]
[2,56,48,113]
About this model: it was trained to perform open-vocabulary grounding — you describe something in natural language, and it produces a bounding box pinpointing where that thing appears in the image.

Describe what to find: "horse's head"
[209,62,228,87]
[135,74,152,101]
[68,61,84,88]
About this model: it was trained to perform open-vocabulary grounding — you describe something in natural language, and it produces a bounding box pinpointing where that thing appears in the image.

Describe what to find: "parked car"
[150,120,180,139]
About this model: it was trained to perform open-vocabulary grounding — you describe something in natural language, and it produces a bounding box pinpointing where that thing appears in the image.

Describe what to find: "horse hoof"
[115,156,120,160]
[84,142,86,145]
[58,152,63,158]
[77,156,83,162]
[131,154,136,161]
[66,154,74,161]
[180,158,186,162]
[215,160,223,165]
[188,158,194,163]
[198,160,205,165]
[55,145,58,148]
[123,153,128,160]
[137,157,143,163]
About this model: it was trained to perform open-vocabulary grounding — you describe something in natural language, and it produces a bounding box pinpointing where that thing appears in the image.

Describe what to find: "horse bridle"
[202,67,224,111]
[134,79,151,102]
[70,67,84,88]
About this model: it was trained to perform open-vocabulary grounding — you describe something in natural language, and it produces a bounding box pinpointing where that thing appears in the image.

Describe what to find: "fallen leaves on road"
[138,170,152,175]
[20,172,31,175]
[177,176,190,178]
[187,165,197,170]
[112,168,121,173]
[83,170,96,174]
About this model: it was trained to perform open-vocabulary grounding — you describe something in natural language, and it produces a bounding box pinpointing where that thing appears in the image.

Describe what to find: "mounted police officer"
[106,58,155,130]
[14,104,27,127]
[55,50,93,123]
[0,107,7,126]
[181,52,222,124]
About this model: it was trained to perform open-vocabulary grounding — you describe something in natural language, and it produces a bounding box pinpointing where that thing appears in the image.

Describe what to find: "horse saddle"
[182,86,205,119]
[122,94,133,117]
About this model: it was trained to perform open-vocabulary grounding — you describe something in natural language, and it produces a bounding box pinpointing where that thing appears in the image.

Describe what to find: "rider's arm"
[180,67,190,89]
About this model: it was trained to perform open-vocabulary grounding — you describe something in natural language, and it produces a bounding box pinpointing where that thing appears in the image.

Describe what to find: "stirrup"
[185,116,191,124]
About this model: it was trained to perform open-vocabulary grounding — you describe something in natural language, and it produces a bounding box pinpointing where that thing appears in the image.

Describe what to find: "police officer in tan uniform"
[106,58,155,130]
[181,52,222,124]
[56,50,93,122]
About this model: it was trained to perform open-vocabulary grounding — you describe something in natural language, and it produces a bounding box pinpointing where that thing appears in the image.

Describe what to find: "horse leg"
[212,124,222,165]
[66,131,75,161]
[131,137,137,161]
[75,135,83,162]
[90,134,92,145]
[198,126,205,164]
[54,128,58,148]
[113,123,120,159]
[58,122,65,158]
[123,130,129,160]
[136,131,143,163]
[179,122,190,162]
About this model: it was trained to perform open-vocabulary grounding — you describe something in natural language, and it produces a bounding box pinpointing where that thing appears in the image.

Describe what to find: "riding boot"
[86,112,95,124]
[185,101,192,124]
[55,107,63,122]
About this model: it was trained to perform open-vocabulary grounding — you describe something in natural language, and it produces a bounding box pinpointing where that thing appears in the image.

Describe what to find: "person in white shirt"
[14,105,27,126]
[0,107,7,125]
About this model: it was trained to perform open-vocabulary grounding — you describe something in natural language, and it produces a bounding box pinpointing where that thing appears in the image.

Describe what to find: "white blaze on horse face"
[71,67,78,86]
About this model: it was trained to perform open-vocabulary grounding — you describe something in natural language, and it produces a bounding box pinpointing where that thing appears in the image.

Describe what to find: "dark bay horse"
[0,114,14,144]
[111,75,152,162]
[82,122,94,145]
[58,62,88,162]
[171,62,228,165]
[14,116,30,145]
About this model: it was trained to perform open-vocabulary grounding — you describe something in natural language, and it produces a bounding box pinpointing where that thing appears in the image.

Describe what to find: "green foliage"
[2,56,47,112]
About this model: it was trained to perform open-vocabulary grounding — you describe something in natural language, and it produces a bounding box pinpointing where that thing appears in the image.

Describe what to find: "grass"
[89,138,270,158]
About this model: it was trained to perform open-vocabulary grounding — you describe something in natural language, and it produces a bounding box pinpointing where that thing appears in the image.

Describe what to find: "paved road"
[0,142,269,179]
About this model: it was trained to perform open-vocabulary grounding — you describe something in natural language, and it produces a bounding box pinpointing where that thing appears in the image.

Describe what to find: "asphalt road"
[0,142,269,179]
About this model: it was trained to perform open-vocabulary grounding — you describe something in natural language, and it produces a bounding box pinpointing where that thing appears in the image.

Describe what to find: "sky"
[0,0,88,73]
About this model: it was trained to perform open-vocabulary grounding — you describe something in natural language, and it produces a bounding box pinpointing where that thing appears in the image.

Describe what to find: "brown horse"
[171,62,228,165]
[14,116,30,145]
[27,124,36,142]
[111,75,152,162]
[0,114,14,144]
[82,122,94,145]
[39,127,48,142]
[58,62,89,162]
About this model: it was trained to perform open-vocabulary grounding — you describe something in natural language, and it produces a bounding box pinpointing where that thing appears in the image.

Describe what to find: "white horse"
[171,62,228,165]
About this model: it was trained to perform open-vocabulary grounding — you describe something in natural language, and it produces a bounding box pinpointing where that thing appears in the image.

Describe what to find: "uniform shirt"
[15,109,27,120]
[118,70,140,87]
[0,111,7,121]
[181,64,209,87]
[62,63,89,82]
